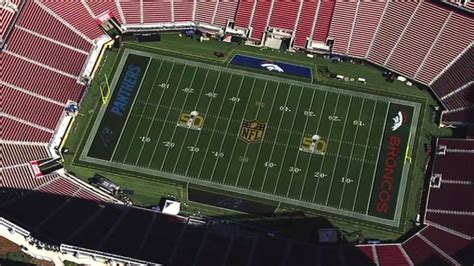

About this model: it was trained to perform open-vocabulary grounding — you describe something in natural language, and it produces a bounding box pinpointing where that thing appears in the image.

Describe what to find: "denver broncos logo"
[261,63,284,73]
[391,111,409,131]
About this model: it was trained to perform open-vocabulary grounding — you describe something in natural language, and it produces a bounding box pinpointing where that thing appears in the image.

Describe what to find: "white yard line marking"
[234,80,268,187]
[352,101,377,212]
[299,90,327,201]
[209,76,245,182]
[365,102,390,215]
[160,67,199,171]
[122,60,163,163]
[312,94,341,203]
[196,74,235,179]
[285,88,317,198]
[134,61,172,165]
[147,64,187,169]
[222,78,257,185]
[184,71,223,176]
[325,96,353,206]
[110,58,151,161]
[172,69,210,173]
[339,98,365,209]
[260,83,292,192]
[273,86,305,195]
[135,61,176,166]
[246,82,280,190]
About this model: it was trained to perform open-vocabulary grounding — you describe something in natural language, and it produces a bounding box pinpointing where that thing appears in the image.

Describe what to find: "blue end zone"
[230,55,313,79]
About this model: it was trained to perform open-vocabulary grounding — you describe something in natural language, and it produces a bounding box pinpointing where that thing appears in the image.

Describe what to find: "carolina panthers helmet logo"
[261,63,284,73]
[100,127,114,147]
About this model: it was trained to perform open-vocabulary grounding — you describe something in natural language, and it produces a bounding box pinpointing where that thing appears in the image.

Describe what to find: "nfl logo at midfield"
[239,119,266,143]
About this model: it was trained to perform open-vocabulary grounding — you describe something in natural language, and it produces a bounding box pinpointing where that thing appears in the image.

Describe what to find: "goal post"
[99,74,111,105]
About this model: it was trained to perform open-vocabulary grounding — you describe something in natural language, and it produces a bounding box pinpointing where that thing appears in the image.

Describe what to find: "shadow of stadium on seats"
[1,188,472,265]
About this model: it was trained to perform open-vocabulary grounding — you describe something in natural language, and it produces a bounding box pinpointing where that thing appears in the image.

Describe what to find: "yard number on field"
[139,136,151,143]
[158,83,169,89]
[328,115,341,122]
[182,87,194,93]
[353,120,365,126]
[341,177,354,184]
[279,106,291,112]
[163,141,175,148]
[304,111,316,117]
[229,96,240,102]
[314,172,327,179]
[289,166,302,173]
[188,146,199,152]
[206,92,218,98]
[264,161,277,168]
[212,151,224,158]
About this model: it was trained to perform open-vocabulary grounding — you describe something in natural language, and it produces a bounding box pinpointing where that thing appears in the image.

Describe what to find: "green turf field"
[79,49,421,227]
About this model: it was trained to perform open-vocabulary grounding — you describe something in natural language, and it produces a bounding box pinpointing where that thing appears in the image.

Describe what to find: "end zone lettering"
[368,103,413,220]
[111,64,141,116]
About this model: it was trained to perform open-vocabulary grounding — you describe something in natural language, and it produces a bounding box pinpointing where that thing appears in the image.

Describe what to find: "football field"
[80,49,421,227]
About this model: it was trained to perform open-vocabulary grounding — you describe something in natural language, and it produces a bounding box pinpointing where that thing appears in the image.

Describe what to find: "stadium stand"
[6,27,88,76]
[117,0,141,24]
[195,1,217,25]
[441,107,474,126]
[402,234,453,265]
[347,1,386,58]
[1,116,53,143]
[368,2,420,66]
[425,138,474,238]
[2,52,84,103]
[293,0,318,48]
[385,2,450,78]
[0,143,50,168]
[213,0,238,27]
[173,0,194,22]
[415,12,474,85]
[84,0,123,23]
[39,1,103,40]
[1,86,65,131]
[16,0,92,51]
[375,245,411,265]
[143,0,172,24]
[312,0,335,43]
[420,225,472,261]
[268,0,301,31]
[234,0,255,28]
[249,0,272,41]
[0,0,21,43]
[327,1,357,55]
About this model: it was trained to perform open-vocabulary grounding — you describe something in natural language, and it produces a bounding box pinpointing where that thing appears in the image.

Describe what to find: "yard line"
[209,76,246,182]
[324,96,353,206]
[135,62,176,165]
[285,88,317,198]
[365,102,390,215]
[339,98,365,209]
[273,86,305,195]
[160,67,199,171]
[246,82,280,190]
[196,74,235,179]
[298,90,327,200]
[122,60,164,163]
[172,69,210,173]
[234,80,269,187]
[110,58,152,161]
[147,64,188,169]
[222,78,258,185]
[259,83,292,192]
[312,94,341,203]
[351,101,377,212]
[184,71,222,176]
